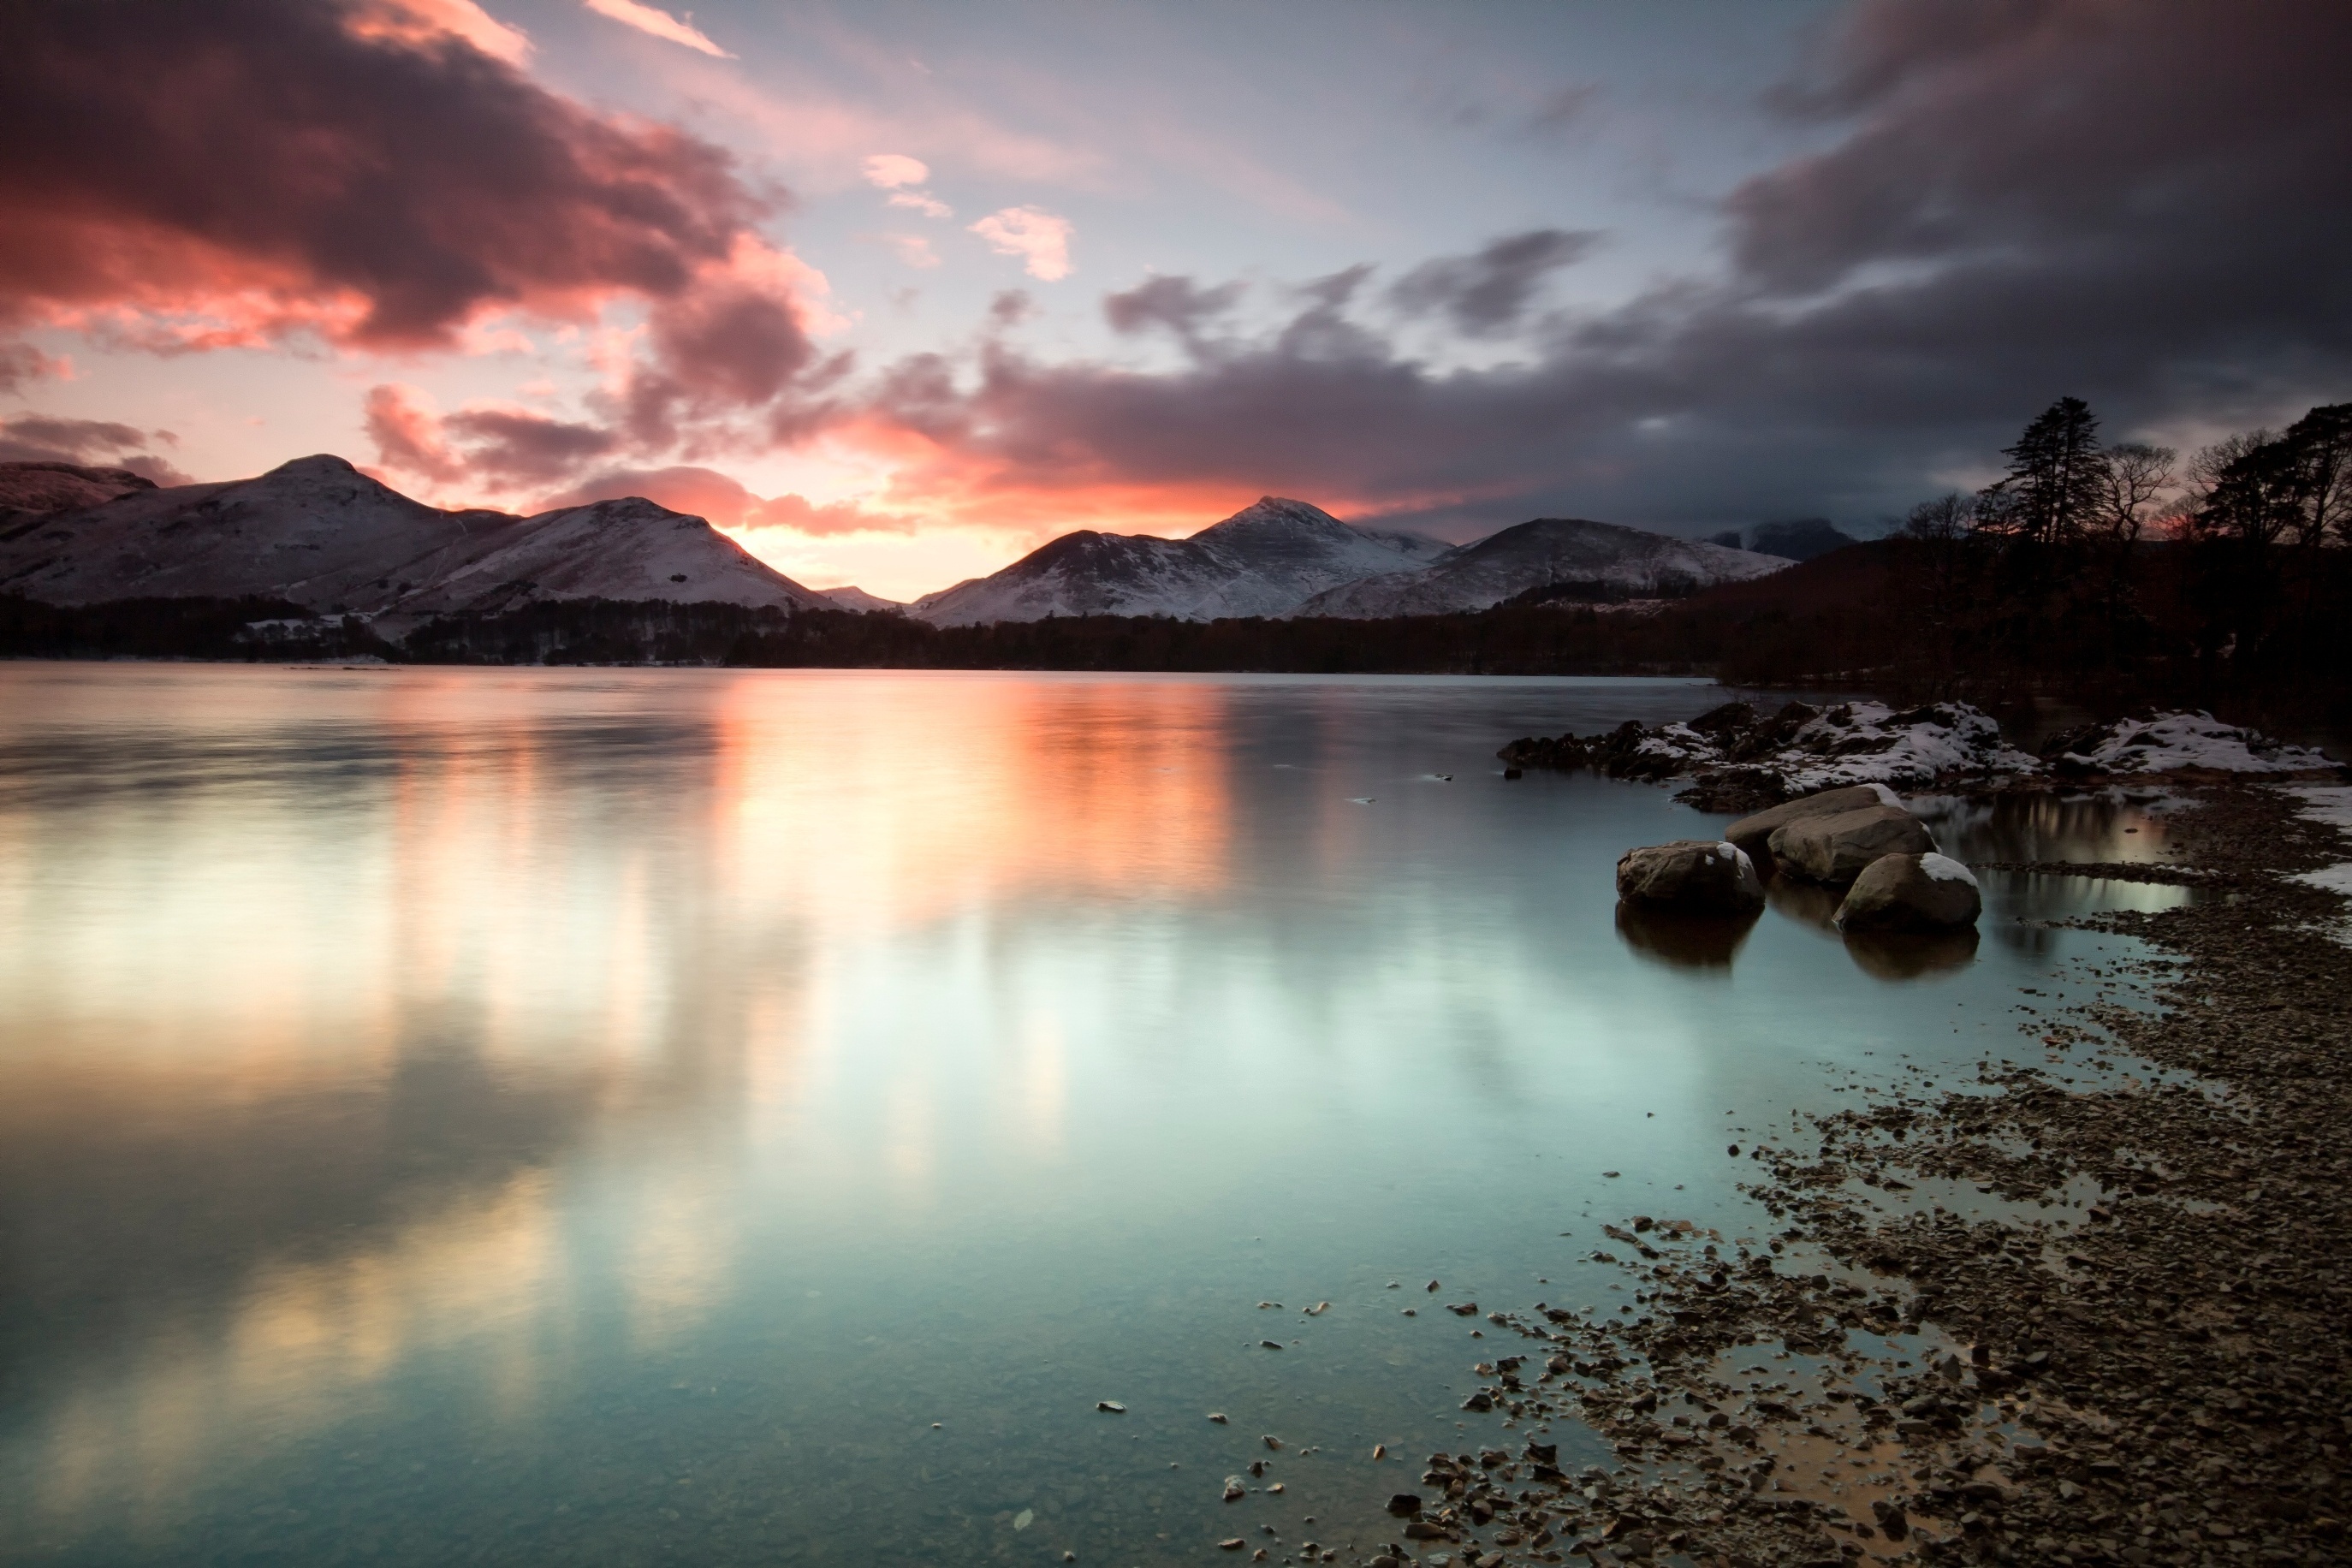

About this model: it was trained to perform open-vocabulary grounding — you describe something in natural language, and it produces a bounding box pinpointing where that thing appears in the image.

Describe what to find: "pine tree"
[1978,396,2106,549]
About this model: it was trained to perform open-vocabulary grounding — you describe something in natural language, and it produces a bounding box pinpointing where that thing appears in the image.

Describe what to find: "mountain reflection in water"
[0,667,2179,1567]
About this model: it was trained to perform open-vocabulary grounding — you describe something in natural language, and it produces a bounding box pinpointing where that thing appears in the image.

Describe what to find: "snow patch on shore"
[1776,702,2040,792]
[2281,785,2352,943]
[2059,712,2335,775]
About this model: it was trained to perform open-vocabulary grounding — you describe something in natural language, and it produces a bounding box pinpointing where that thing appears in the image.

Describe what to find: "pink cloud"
[581,0,730,58]
[539,465,918,534]
[968,207,1073,282]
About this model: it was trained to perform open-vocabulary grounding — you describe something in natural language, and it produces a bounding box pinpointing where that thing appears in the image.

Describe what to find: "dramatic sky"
[3,1,2348,599]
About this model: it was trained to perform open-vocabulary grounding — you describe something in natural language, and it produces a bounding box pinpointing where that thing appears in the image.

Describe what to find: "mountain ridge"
[0,454,829,619]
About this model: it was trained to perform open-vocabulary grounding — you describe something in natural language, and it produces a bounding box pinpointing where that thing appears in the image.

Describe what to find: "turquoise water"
[0,667,2174,1566]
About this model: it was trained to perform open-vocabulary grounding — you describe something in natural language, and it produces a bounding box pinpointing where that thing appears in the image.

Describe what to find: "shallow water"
[0,667,2174,1566]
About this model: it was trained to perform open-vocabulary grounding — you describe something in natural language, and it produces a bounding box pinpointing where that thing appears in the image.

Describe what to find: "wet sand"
[1351,783,2348,1568]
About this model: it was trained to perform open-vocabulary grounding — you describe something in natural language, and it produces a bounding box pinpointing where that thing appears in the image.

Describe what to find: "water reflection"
[1844,927,1982,981]
[0,668,2165,1566]
[1613,903,1760,971]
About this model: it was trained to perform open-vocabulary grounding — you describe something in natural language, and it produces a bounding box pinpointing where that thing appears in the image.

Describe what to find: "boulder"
[1836,852,1982,932]
[1722,783,1898,858]
[1614,839,1765,914]
[1767,805,1934,883]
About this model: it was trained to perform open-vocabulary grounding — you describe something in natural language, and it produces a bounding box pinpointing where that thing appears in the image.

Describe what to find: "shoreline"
[1352,781,2348,1568]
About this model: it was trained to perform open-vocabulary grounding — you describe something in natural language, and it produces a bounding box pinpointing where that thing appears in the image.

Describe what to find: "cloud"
[883,235,941,270]
[0,0,778,349]
[366,383,618,489]
[851,0,2352,539]
[1103,276,1244,349]
[581,0,729,58]
[1389,229,1600,336]
[861,153,951,219]
[888,190,953,221]
[346,0,531,65]
[538,465,918,533]
[861,154,929,189]
[969,207,1074,282]
[363,384,466,484]
[0,413,192,484]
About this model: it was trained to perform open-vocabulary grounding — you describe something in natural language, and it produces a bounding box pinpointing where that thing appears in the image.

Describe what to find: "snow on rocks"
[1500,698,2035,810]
[2045,711,2337,777]
[1502,699,2339,810]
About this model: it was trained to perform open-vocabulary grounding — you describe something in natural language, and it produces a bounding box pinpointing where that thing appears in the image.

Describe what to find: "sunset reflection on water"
[0,666,2168,1567]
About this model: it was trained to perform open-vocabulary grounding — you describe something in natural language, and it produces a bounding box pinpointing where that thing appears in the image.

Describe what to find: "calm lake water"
[0,666,2183,1567]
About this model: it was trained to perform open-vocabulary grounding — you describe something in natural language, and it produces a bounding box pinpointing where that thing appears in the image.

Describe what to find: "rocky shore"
[1345,783,2350,1568]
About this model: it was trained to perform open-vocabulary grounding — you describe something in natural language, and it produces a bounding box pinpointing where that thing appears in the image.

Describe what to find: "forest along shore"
[1351,785,2349,1568]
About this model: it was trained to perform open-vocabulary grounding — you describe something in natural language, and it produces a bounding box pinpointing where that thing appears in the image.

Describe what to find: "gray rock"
[1835,852,1982,931]
[1767,805,1934,883]
[1722,783,1898,858]
[1613,839,1765,914]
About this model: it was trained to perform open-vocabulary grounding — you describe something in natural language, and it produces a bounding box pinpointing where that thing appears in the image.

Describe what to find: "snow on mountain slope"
[818,585,906,613]
[0,454,826,618]
[387,496,831,617]
[0,461,157,516]
[0,455,535,609]
[912,530,1226,626]
[911,496,1443,626]
[1289,517,1789,618]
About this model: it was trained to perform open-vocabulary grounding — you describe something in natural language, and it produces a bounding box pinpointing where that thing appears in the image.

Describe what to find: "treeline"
[1785,396,2352,724]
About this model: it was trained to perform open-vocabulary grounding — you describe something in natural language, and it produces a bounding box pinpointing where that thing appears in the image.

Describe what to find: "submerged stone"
[1767,805,1934,883]
[1721,783,1898,858]
[1613,839,1765,914]
[1836,852,1983,931]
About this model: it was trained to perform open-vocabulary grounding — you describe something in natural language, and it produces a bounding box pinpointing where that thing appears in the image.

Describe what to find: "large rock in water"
[1836,852,1983,932]
[1615,840,1765,914]
[1767,805,1935,883]
[1722,783,1898,858]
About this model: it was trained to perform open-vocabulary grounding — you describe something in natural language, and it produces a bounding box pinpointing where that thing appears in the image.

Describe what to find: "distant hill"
[1292,517,1789,617]
[819,585,906,614]
[0,454,829,620]
[910,496,1451,626]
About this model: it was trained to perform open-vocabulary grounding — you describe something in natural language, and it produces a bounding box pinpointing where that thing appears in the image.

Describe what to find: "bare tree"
[2094,441,2177,546]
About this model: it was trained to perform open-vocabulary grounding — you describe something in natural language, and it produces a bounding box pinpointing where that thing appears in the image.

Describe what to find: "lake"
[0,666,2181,1567]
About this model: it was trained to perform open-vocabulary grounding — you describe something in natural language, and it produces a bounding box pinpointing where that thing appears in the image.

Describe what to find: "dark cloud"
[440,408,619,487]
[1103,276,1245,344]
[0,0,771,347]
[0,414,191,484]
[0,0,839,473]
[873,0,2352,538]
[1389,229,1601,336]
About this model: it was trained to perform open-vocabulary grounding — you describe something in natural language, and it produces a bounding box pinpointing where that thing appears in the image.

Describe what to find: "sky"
[2,0,2348,601]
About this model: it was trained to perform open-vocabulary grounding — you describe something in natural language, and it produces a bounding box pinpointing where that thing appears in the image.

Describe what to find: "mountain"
[911,496,1450,626]
[1290,517,1790,618]
[0,460,158,516]
[0,454,829,618]
[818,585,906,613]
[1748,518,1859,561]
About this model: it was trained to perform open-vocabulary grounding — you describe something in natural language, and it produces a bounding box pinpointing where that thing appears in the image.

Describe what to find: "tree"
[2092,441,2176,548]
[1977,396,2106,549]
[2194,405,2349,549]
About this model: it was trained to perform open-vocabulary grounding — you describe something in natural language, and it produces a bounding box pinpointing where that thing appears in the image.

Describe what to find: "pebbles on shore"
[1343,782,2350,1568]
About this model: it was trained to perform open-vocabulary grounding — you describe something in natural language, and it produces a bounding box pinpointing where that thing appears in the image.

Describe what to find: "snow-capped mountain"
[911,496,1451,626]
[1290,517,1789,618]
[0,455,829,617]
[817,585,907,613]
[0,461,157,517]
